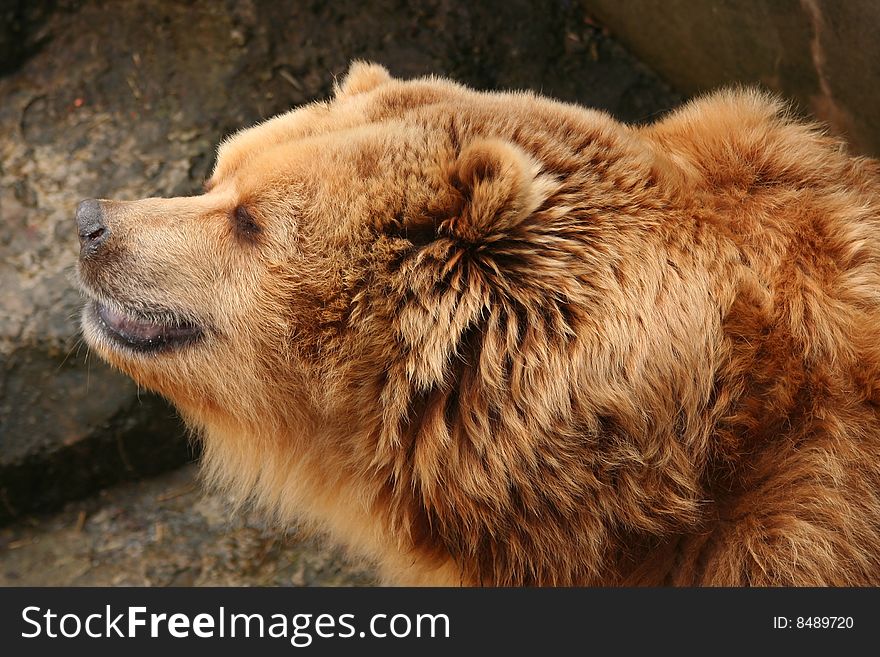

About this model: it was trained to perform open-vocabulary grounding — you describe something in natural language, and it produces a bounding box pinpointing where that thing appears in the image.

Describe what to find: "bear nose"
[76,198,110,255]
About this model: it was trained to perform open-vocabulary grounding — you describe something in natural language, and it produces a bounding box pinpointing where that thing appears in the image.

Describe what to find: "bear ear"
[335,61,393,98]
[423,138,555,245]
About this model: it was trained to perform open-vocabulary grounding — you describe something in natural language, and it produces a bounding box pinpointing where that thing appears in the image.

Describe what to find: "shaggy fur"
[78,62,880,586]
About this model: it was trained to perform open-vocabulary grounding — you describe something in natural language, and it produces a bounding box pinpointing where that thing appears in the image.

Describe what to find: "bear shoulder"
[641,87,861,193]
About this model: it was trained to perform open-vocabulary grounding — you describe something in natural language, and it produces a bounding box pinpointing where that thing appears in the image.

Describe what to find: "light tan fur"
[78,62,880,585]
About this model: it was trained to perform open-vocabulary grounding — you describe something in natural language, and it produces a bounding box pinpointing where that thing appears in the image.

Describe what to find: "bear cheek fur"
[329,134,718,585]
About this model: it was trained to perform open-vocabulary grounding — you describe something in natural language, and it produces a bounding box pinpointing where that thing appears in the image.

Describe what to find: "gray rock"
[582,0,880,157]
[0,465,377,586]
[0,0,679,524]
[0,0,54,76]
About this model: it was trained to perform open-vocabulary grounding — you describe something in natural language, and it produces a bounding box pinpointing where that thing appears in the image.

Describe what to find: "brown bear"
[76,62,880,586]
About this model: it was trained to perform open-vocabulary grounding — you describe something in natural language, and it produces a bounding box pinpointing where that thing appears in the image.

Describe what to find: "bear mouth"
[86,299,203,353]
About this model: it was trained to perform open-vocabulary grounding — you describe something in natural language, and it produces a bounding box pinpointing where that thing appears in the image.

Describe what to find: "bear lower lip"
[90,300,202,352]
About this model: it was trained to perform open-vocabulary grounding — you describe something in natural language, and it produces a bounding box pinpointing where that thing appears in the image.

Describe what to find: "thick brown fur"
[78,62,880,586]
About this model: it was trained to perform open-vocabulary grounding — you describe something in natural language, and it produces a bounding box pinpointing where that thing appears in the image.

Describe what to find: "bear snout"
[75,198,110,257]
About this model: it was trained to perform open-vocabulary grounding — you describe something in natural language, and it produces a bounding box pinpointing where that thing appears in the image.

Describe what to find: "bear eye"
[232,205,261,241]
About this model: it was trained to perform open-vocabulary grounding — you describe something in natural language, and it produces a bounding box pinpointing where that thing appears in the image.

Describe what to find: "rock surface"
[582,0,880,157]
[0,0,679,525]
[0,464,377,586]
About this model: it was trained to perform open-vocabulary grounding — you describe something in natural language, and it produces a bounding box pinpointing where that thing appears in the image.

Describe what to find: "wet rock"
[0,0,678,524]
